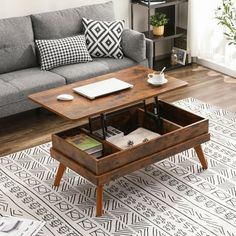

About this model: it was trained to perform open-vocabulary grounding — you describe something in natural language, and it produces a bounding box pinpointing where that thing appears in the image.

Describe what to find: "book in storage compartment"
[66,133,103,157]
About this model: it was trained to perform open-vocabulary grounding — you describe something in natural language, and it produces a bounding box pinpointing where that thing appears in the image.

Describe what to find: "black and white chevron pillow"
[36,35,92,70]
[82,18,124,59]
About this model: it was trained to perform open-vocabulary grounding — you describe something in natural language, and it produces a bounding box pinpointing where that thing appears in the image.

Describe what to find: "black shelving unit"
[153,56,183,71]
[143,27,186,42]
[131,0,188,71]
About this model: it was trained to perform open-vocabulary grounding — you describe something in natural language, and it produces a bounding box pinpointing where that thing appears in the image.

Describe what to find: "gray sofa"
[0,1,153,118]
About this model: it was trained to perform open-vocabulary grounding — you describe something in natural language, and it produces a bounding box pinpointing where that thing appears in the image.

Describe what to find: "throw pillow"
[36,35,92,70]
[82,18,124,59]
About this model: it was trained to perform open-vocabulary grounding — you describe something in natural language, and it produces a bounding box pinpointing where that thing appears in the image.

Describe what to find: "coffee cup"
[148,72,165,83]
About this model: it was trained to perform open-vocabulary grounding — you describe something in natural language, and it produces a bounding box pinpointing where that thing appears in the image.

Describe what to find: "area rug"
[1,98,236,236]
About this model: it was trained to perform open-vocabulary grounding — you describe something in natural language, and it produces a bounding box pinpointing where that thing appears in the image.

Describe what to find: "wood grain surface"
[51,101,208,176]
[50,133,210,186]
[29,66,187,120]
[0,64,235,156]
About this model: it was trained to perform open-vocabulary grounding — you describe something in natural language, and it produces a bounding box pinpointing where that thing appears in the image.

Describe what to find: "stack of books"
[66,133,103,158]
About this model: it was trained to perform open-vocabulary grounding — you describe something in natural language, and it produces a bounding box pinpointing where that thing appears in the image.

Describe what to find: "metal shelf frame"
[131,0,188,70]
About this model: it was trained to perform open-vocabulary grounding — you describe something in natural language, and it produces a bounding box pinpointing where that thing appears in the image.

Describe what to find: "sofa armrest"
[121,29,153,68]
[121,29,146,63]
[145,38,153,68]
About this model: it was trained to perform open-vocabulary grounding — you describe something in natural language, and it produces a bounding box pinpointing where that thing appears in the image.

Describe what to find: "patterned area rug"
[1,98,236,236]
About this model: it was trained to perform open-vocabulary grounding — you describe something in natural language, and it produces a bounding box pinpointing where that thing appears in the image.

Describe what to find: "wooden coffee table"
[29,65,209,216]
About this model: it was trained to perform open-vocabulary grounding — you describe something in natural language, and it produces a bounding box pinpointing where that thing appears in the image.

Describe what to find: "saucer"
[147,78,168,86]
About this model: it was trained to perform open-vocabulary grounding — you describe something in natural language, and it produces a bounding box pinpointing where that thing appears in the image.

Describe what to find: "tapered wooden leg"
[194,145,208,169]
[54,163,66,186]
[96,185,104,217]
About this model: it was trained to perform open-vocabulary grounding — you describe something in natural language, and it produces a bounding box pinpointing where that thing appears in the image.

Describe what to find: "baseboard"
[196,58,236,78]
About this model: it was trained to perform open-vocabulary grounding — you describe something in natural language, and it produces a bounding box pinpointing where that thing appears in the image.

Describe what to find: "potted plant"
[215,0,236,45]
[150,12,169,36]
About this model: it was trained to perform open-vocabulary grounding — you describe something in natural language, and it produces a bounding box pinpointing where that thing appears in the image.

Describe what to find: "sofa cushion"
[51,60,110,84]
[0,16,37,74]
[36,35,92,70]
[51,57,137,84]
[0,100,39,118]
[31,8,82,40]
[77,1,115,21]
[0,80,23,107]
[0,68,66,99]
[82,18,124,59]
[0,43,37,75]
[98,57,137,71]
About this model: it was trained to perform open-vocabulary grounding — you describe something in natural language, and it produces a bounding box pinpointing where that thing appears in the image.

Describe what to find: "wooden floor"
[0,63,235,156]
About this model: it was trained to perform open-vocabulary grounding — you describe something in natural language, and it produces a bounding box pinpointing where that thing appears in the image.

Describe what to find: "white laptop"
[73,78,134,99]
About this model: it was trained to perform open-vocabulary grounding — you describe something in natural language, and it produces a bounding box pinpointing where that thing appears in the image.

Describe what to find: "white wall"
[0,0,130,27]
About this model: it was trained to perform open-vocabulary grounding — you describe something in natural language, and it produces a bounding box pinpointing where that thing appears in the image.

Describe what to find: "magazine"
[0,216,45,236]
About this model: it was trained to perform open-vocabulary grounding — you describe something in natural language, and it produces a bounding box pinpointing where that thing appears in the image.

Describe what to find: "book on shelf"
[66,133,103,157]
[108,127,160,150]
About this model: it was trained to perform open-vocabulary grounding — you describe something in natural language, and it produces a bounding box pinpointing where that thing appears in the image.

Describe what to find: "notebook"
[73,78,133,99]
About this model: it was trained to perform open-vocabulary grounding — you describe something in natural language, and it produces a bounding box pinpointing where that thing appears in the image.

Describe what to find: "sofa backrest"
[31,1,115,40]
[0,1,115,74]
[31,8,82,40]
[0,16,38,74]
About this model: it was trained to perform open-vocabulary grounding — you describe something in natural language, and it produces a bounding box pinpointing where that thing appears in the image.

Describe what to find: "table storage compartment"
[51,100,209,175]
[51,128,120,174]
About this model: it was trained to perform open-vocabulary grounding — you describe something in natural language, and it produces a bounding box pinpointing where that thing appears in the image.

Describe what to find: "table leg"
[96,185,104,217]
[54,163,66,186]
[194,145,208,169]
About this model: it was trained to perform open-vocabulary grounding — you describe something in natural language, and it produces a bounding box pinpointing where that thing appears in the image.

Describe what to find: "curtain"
[188,0,236,70]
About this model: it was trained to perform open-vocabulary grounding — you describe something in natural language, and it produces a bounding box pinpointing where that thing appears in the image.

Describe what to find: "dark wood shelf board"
[132,0,187,9]
[143,27,186,42]
[153,57,187,71]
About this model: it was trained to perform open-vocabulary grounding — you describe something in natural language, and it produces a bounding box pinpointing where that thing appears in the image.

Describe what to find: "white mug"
[148,72,165,83]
